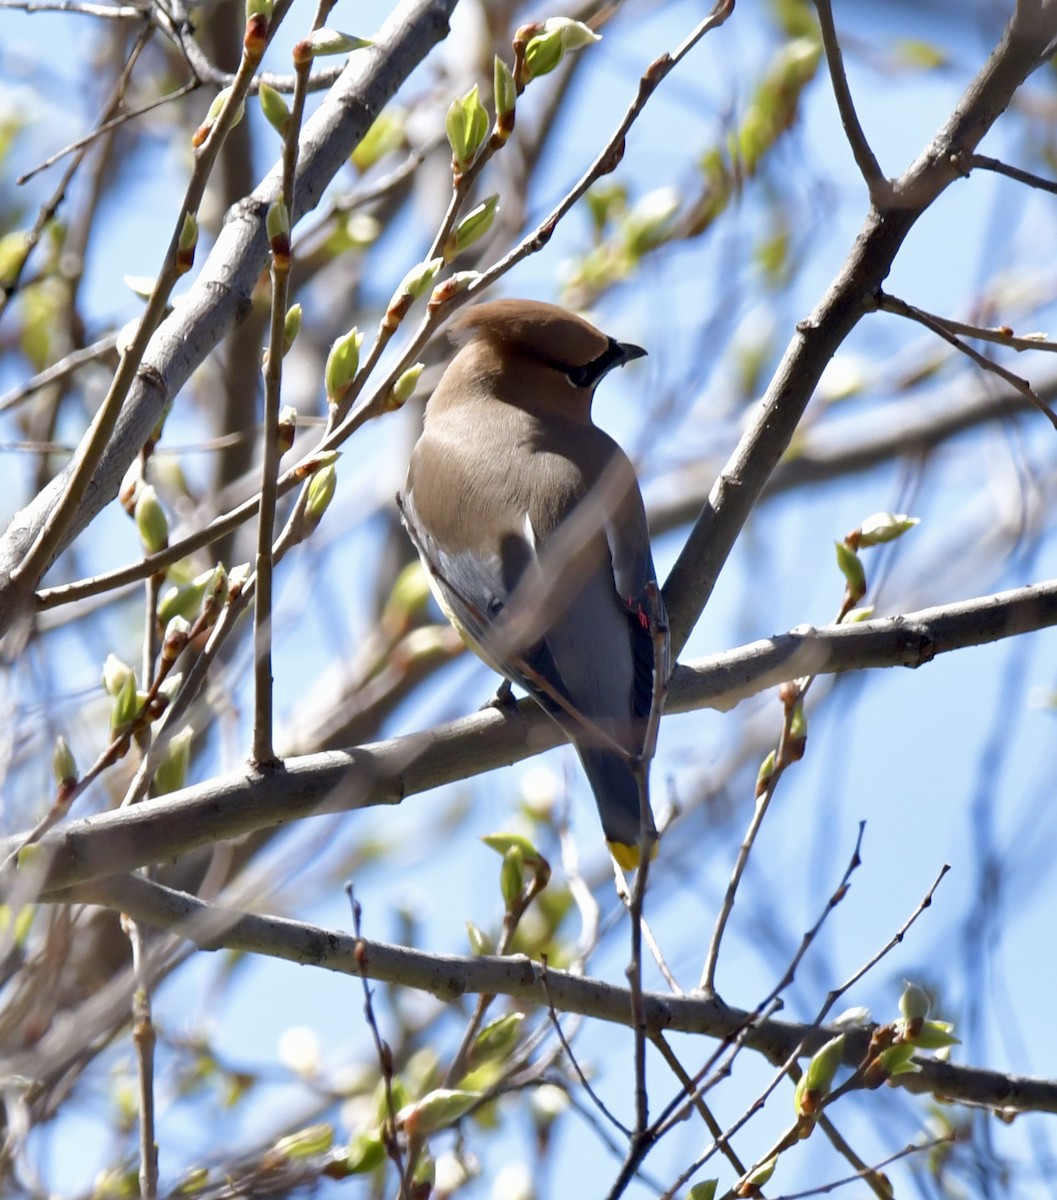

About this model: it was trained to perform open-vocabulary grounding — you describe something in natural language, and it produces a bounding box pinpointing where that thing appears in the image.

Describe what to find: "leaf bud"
[427,271,479,311]
[134,484,169,554]
[834,540,866,601]
[688,1184,717,1200]
[192,86,244,149]
[500,845,525,909]
[385,362,424,412]
[493,56,516,141]
[898,980,931,1022]
[266,199,291,266]
[466,921,494,956]
[522,18,600,83]
[102,654,135,698]
[857,511,921,547]
[443,194,499,262]
[737,1155,776,1196]
[175,212,198,275]
[303,463,336,533]
[325,328,363,406]
[52,735,78,792]
[293,29,372,66]
[270,1124,334,1160]
[161,615,192,665]
[277,404,297,455]
[344,1131,385,1174]
[258,81,291,136]
[793,1034,844,1117]
[384,258,442,329]
[446,84,489,174]
[109,670,139,734]
[283,303,302,354]
[397,1089,481,1138]
[154,726,193,795]
[471,1012,525,1065]
[755,749,776,797]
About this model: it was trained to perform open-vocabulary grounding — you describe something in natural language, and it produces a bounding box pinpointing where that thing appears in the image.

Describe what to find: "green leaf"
[523,18,600,81]
[397,1088,481,1136]
[325,328,363,404]
[271,1123,334,1159]
[834,540,866,597]
[688,1183,717,1200]
[259,82,291,134]
[858,512,920,547]
[300,28,372,57]
[446,84,489,173]
[471,1012,525,1064]
[443,194,499,262]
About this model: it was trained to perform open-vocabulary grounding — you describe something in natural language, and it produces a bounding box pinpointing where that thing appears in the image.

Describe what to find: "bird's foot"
[482,679,517,710]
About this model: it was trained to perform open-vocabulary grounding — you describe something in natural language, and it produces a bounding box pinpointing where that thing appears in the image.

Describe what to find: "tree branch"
[52,872,1057,1118]
[0,0,459,634]
[661,1,1057,659]
[6,578,1057,894]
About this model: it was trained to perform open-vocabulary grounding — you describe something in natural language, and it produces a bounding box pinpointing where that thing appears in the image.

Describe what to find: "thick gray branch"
[661,5,1057,657]
[54,873,1057,1117]
[5,578,1056,894]
[0,0,457,629]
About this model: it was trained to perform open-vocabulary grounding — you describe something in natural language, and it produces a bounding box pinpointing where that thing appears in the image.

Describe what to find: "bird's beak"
[617,341,647,365]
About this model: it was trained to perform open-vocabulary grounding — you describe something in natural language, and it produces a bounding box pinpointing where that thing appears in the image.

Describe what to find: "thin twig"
[699,708,795,994]
[7,1,293,610]
[968,151,1057,197]
[876,291,1057,353]
[821,864,950,1017]
[877,289,1057,431]
[770,1135,954,1200]
[347,887,407,1190]
[17,82,199,186]
[653,828,866,1143]
[123,914,159,1200]
[812,0,891,204]
[539,958,630,1137]
[0,22,153,321]
[0,0,141,15]
[0,334,119,413]
[251,2,320,768]
[650,1033,746,1176]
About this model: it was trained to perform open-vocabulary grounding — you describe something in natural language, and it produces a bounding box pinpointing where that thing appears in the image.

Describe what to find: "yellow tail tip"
[607,838,659,871]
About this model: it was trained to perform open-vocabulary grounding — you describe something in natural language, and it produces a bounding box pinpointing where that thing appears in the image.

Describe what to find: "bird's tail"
[576,745,656,869]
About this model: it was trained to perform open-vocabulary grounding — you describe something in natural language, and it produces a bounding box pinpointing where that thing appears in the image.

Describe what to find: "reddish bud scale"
[277,422,295,456]
[270,234,292,269]
[191,122,211,149]
[384,292,412,331]
[428,282,457,311]
[786,733,807,762]
[175,246,195,275]
[292,39,312,66]
[162,630,190,665]
[244,11,268,56]
[119,476,138,515]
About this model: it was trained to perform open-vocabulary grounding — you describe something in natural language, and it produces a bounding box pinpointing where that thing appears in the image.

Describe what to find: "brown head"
[438,299,646,423]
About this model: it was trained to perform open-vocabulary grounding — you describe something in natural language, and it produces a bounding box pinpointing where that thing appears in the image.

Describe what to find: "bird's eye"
[564,339,627,390]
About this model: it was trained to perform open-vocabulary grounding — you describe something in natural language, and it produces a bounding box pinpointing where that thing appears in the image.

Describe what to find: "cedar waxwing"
[398,299,668,867]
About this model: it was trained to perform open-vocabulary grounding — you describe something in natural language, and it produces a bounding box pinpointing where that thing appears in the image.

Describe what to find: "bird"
[398,298,668,868]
